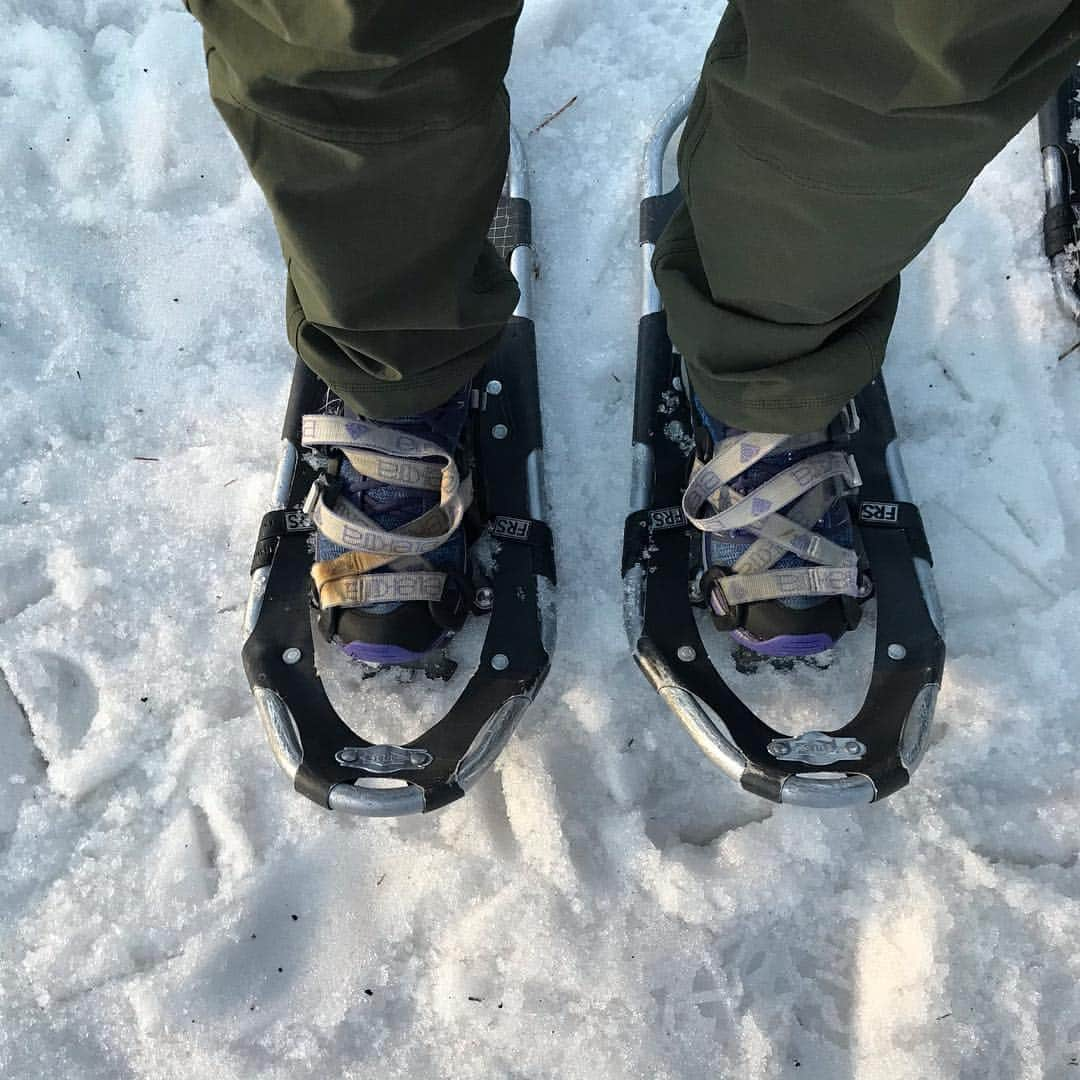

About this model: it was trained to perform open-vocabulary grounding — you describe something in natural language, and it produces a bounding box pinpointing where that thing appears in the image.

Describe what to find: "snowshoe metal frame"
[623,90,946,807]
[1038,67,1080,320]
[242,128,555,816]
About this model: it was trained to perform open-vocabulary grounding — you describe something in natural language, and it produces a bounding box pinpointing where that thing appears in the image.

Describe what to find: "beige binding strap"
[337,450,442,492]
[318,571,448,609]
[303,475,472,560]
[731,479,854,575]
[312,551,447,608]
[719,567,862,606]
[686,450,859,534]
[302,413,472,613]
[683,430,863,605]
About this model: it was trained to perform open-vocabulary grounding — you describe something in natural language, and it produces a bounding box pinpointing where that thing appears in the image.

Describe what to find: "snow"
[2,2,1080,1078]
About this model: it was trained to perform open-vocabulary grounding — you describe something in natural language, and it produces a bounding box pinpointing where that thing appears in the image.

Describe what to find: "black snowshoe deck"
[623,94,946,807]
[242,143,555,816]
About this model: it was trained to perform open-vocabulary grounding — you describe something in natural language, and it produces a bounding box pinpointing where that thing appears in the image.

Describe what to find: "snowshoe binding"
[622,90,946,807]
[243,129,555,816]
[688,398,867,662]
[304,382,473,677]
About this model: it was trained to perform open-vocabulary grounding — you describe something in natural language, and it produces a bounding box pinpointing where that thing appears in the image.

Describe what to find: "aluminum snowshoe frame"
[1039,66,1080,321]
[242,128,555,816]
[623,89,946,807]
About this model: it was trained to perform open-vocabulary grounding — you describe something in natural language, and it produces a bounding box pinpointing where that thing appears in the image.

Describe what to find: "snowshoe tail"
[622,90,946,807]
[242,129,555,816]
[1039,66,1080,320]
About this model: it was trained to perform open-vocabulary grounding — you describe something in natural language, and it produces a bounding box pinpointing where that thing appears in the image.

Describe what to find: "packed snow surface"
[3,2,1080,1078]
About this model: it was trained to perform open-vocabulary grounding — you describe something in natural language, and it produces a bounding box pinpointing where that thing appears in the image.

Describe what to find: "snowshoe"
[1039,65,1080,320]
[242,128,555,816]
[622,89,946,807]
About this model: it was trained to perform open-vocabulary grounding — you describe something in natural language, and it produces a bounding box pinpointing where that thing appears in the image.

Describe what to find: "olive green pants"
[190,1,1080,431]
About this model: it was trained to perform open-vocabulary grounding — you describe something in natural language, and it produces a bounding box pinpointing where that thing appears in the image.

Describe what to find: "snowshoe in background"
[242,129,555,817]
[622,89,946,807]
[1039,65,1080,321]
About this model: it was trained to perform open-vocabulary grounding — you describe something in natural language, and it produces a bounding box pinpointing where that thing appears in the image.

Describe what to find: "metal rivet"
[475,587,494,611]
[491,654,509,671]
[486,379,503,396]
[888,643,907,661]
[282,648,302,665]
[846,742,861,756]
[773,743,789,756]
[677,645,696,662]
[492,424,509,440]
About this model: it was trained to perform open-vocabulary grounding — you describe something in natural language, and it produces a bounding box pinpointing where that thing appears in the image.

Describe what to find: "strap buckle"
[303,453,346,517]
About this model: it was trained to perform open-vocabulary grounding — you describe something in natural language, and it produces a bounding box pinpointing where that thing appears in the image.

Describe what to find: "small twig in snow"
[529,96,578,135]
[1058,339,1080,362]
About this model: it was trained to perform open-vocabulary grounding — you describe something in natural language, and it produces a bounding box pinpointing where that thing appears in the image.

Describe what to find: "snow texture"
[3,2,1080,1078]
